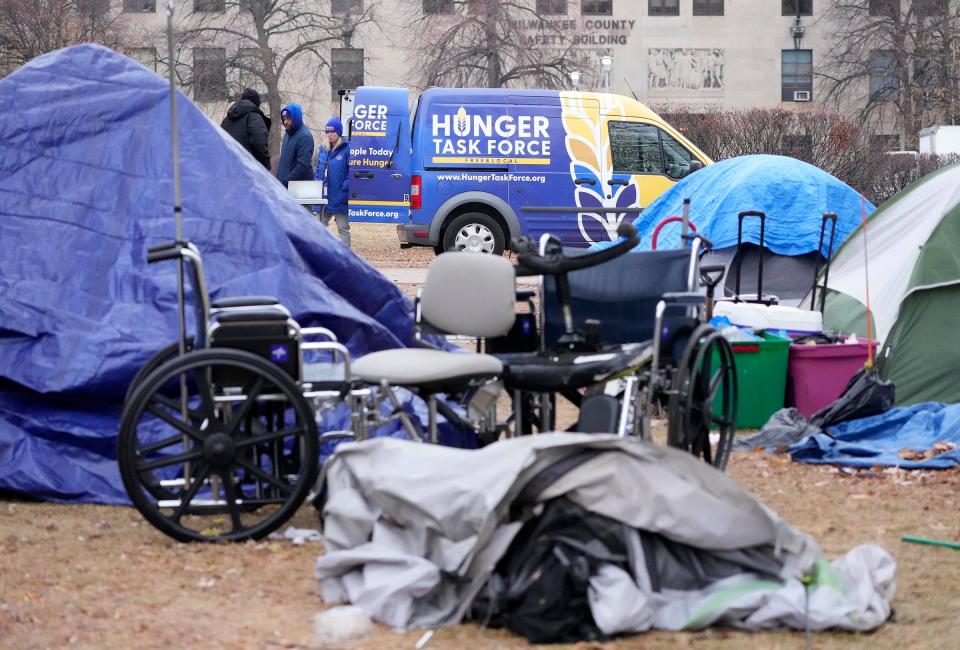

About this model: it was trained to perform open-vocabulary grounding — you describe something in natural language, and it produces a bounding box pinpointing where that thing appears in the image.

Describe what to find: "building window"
[423,0,453,13]
[124,0,156,12]
[129,47,157,71]
[693,0,723,16]
[331,48,364,101]
[77,0,110,14]
[782,0,812,16]
[537,0,567,14]
[193,48,227,101]
[868,0,897,16]
[331,0,362,12]
[581,0,612,15]
[781,49,812,101]
[869,50,897,100]
[194,0,224,11]
[916,0,947,16]
[649,0,679,16]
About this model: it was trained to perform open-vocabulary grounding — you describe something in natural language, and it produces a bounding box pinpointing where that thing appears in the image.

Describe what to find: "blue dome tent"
[635,155,873,304]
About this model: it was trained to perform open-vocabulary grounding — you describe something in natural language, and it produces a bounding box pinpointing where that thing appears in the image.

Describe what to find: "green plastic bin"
[726,331,792,429]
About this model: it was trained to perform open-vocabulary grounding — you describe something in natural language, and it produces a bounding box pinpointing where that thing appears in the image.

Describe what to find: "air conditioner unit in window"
[794,90,811,102]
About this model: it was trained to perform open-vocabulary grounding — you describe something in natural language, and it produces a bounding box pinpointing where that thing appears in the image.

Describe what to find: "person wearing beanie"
[275,103,315,187]
[220,87,271,170]
[313,116,351,248]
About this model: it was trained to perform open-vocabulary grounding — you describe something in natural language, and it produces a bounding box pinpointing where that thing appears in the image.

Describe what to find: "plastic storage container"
[786,341,875,417]
[721,331,792,429]
[713,301,823,337]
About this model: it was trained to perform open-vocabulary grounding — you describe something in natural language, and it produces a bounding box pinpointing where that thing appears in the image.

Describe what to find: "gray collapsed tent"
[315,435,894,635]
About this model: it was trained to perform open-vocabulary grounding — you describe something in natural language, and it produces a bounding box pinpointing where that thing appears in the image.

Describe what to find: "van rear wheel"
[442,213,505,255]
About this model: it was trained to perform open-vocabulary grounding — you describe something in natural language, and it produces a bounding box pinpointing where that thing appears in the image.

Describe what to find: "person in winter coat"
[313,116,351,248]
[220,87,272,170]
[275,103,314,187]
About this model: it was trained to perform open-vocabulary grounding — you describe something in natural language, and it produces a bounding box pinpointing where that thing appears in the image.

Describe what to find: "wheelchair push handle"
[514,221,638,277]
[147,240,198,264]
[146,240,189,263]
[699,264,725,291]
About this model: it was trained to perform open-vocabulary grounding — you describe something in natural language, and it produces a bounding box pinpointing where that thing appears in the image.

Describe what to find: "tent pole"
[861,195,874,369]
[166,2,190,453]
[165,2,186,361]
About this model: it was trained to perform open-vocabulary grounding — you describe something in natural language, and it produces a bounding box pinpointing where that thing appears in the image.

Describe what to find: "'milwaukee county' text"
[509,18,636,47]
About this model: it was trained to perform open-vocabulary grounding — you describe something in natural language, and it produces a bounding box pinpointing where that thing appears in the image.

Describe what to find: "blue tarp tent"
[0,45,424,503]
[633,155,874,303]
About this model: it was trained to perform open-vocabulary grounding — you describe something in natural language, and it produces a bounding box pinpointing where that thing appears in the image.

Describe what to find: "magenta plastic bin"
[785,341,876,417]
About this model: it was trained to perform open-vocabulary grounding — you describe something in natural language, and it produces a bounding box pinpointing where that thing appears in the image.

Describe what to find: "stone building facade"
[117,0,840,131]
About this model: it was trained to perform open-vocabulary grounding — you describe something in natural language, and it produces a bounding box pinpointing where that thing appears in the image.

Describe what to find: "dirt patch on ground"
[3,225,960,649]
[4,458,959,650]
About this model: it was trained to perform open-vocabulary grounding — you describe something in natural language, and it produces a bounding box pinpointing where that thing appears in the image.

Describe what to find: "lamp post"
[569,70,581,91]
[600,55,613,94]
[791,15,805,50]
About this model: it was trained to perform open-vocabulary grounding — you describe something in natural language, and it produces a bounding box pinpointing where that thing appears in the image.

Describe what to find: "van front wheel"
[442,213,505,255]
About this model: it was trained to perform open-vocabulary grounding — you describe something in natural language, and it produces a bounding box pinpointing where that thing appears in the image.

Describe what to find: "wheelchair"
[118,223,737,543]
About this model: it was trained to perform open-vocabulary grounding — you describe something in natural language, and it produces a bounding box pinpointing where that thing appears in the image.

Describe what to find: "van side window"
[659,129,695,179]
[608,121,664,175]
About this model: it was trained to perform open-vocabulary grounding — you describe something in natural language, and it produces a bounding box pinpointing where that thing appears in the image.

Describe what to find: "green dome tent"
[818,163,960,405]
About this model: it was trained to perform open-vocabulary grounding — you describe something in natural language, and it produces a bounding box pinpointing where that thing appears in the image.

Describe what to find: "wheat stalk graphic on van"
[343,87,711,255]
[560,91,638,245]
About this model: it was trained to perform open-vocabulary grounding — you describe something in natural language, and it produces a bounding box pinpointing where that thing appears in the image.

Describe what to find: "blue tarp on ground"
[791,403,960,469]
[0,45,439,504]
[634,155,873,256]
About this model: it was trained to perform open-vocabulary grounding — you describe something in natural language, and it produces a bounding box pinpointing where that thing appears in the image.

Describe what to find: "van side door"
[347,87,411,223]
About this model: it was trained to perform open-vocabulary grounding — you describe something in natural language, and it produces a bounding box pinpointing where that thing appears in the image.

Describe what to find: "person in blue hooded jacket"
[312,116,351,248]
[275,103,314,187]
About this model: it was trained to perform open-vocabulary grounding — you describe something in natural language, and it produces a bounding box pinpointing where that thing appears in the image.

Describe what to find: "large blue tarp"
[0,45,427,503]
[791,403,960,469]
[634,155,873,256]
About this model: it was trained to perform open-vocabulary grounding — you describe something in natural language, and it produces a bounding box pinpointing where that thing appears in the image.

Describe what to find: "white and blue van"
[346,86,710,254]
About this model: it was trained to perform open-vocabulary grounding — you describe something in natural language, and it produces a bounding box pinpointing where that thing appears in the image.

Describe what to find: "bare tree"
[0,0,129,75]
[407,0,580,89]
[171,0,377,159]
[819,0,960,148]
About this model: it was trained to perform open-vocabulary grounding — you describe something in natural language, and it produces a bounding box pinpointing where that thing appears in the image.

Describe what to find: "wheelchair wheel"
[118,348,319,543]
[667,325,737,470]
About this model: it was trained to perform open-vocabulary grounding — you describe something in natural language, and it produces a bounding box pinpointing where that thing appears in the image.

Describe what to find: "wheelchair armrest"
[214,308,289,323]
[211,296,280,309]
[660,292,705,307]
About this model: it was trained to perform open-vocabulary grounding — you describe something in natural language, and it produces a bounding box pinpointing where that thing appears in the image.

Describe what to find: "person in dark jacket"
[313,116,351,248]
[220,87,271,170]
[275,103,314,187]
